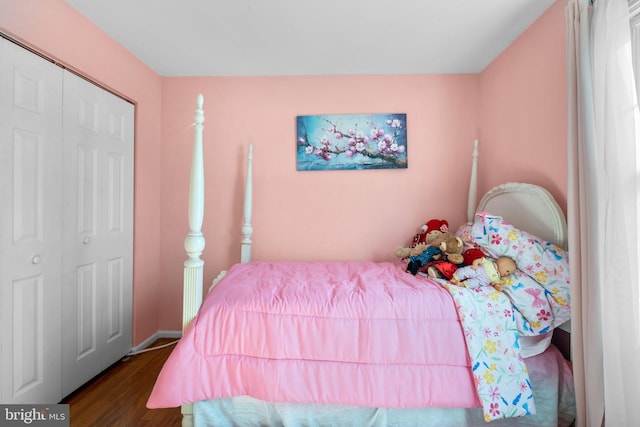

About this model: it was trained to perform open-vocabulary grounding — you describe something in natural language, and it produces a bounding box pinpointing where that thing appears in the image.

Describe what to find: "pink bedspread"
[147,261,481,409]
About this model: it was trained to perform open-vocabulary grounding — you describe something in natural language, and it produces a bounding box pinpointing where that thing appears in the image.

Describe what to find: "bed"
[147,96,575,426]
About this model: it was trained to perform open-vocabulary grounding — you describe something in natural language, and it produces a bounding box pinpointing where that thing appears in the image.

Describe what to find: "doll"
[450,256,516,291]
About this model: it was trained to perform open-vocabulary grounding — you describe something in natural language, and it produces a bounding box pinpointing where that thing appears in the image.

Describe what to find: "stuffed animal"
[426,236,464,279]
[450,256,517,291]
[396,219,450,260]
[462,247,485,266]
[440,237,464,264]
[408,243,429,257]
[391,243,424,260]
[406,242,443,275]
[395,246,414,259]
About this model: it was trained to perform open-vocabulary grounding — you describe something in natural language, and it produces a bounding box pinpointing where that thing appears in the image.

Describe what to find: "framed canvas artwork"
[296,113,407,171]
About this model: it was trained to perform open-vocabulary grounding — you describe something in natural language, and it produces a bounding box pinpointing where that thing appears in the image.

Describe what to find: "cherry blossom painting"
[296,113,407,171]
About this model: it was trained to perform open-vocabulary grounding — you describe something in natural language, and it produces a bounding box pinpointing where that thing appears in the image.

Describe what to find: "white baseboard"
[131,330,182,353]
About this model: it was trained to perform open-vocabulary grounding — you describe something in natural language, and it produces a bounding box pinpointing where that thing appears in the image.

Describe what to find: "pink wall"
[0,0,163,345]
[479,0,568,210]
[1,0,568,338]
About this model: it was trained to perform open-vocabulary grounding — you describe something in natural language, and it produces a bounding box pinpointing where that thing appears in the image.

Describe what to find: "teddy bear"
[426,236,465,279]
[395,219,450,260]
[440,236,464,264]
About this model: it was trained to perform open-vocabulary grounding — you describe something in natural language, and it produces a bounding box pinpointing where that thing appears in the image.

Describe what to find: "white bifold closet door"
[0,37,134,404]
[60,72,134,397]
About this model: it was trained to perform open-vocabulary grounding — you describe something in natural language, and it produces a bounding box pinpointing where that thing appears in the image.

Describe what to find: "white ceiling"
[65,0,556,77]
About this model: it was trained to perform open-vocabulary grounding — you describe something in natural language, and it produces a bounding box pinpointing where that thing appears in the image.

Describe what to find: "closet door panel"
[61,72,133,396]
[61,74,104,395]
[101,93,133,368]
[0,38,64,404]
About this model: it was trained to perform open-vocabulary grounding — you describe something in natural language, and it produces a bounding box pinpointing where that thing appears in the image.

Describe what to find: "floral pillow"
[470,212,570,289]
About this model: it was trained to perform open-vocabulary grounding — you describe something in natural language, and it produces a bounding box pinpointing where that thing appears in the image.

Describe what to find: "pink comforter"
[147,261,481,409]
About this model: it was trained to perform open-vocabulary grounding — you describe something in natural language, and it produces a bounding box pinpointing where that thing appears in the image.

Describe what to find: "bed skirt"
[193,344,575,427]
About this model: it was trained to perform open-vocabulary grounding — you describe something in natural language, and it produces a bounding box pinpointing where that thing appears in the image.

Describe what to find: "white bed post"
[181,94,205,427]
[240,144,253,263]
[466,139,479,225]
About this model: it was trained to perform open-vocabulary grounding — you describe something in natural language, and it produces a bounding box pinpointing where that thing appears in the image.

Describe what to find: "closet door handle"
[31,255,41,264]
[83,237,90,244]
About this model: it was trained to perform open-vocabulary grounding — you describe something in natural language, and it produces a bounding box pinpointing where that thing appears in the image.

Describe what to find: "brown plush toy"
[426,236,464,279]
[394,246,413,259]
[393,243,428,260]
[440,237,464,264]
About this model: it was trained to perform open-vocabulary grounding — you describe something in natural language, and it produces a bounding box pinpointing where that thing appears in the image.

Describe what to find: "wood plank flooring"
[61,338,182,426]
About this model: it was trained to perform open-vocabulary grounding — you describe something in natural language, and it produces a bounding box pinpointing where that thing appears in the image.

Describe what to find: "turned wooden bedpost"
[466,139,479,225]
[181,94,205,427]
[240,144,253,263]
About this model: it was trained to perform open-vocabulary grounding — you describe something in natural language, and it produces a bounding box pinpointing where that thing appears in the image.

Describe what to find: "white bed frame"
[178,95,568,426]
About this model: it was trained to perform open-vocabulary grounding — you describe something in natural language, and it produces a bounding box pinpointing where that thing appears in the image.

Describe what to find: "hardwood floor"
[61,338,182,426]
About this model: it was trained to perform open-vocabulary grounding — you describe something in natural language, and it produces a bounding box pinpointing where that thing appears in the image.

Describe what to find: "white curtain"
[566,0,640,425]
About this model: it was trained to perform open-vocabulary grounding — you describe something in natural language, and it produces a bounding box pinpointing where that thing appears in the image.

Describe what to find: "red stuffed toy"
[462,248,485,266]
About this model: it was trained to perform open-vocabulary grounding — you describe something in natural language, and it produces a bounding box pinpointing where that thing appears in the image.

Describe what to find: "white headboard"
[476,182,568,250]
[464,139,567,250]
